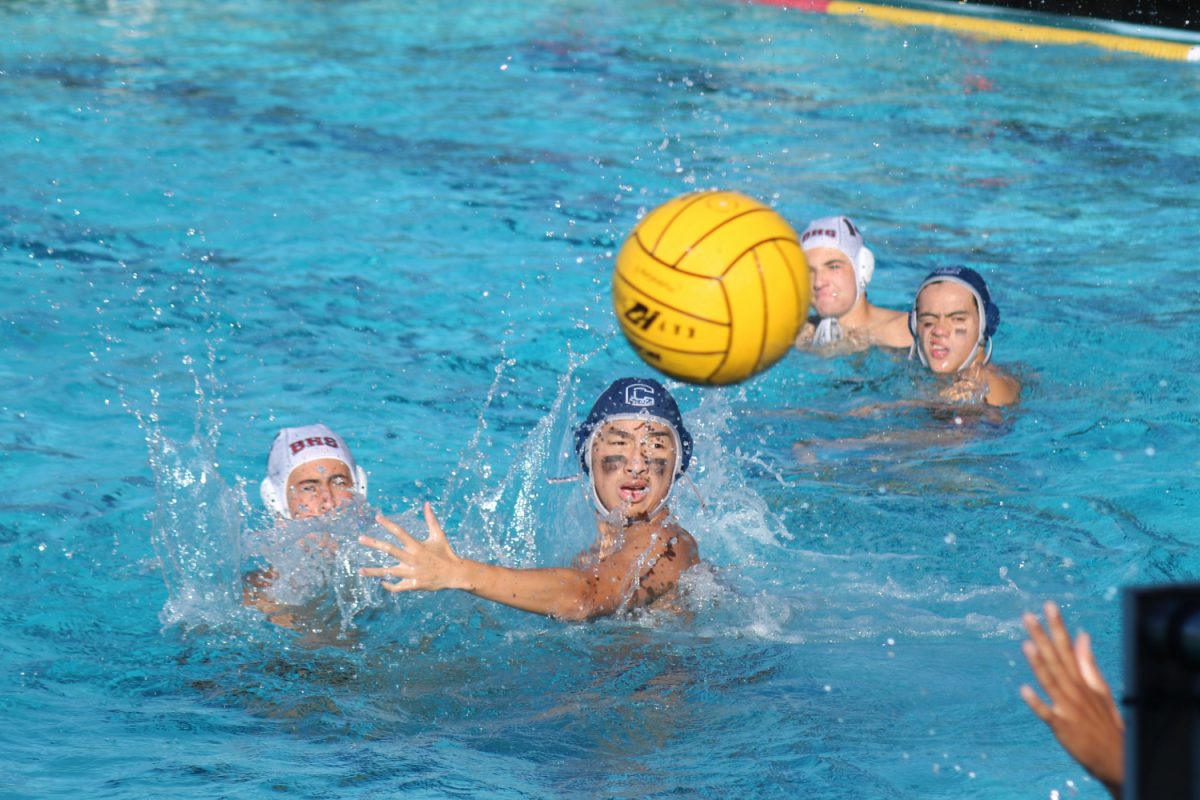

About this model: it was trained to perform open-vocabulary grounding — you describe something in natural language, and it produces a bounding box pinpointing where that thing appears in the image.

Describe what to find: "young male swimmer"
[244,423,368,620]
[358,378,700,621]
[795,215,913,351]
[909,266,1020,407]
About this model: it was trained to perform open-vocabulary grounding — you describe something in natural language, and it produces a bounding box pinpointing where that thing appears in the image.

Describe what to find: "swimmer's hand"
[942,372,989,404]
[1019,602,1124,799]
[358,503,465,593]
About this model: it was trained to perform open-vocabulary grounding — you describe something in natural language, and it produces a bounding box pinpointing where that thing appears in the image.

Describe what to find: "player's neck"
[835,295,871,331]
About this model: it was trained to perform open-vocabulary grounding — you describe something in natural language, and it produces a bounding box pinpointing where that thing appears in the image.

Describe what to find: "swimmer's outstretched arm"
[1020,602,1123,800]
[358,503,695,622]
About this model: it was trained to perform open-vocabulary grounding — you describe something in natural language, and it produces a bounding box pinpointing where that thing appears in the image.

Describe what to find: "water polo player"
[357,377,700,621]
[909,266,1020,407]
[795,215,912,351]
[244,423,369,624]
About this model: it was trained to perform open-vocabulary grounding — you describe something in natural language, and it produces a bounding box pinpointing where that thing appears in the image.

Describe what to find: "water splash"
[442,341,603,568]
[243,500,394,639]
[138,382,249,630]
[132,356,394,639]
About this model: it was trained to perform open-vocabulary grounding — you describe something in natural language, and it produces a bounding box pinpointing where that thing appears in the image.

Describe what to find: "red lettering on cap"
[288,435,339,455]
[802,228,837,243]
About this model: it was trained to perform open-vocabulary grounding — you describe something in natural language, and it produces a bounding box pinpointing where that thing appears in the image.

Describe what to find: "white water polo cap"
[260,423,368,519]
[800,216,876,345]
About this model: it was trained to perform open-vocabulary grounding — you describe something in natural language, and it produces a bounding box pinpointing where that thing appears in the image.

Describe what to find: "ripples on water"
[4,0,1200,797]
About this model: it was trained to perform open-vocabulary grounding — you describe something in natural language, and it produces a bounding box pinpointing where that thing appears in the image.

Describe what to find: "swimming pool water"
[3,0,1199,797]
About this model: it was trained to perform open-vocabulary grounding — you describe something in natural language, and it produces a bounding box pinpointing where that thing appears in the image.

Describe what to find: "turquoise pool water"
[3,1,1199,797]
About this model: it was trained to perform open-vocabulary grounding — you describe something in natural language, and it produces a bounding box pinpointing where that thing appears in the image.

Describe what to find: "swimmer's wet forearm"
[450,561,602,621]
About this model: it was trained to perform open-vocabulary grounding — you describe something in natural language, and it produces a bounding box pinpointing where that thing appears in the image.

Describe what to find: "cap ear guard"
[353,465,369,502]
[261,477,288,519]
[855,245,875,291]
[982,299,1000,340]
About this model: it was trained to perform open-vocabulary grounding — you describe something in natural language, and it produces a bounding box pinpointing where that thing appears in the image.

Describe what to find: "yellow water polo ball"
[612,190,810,386]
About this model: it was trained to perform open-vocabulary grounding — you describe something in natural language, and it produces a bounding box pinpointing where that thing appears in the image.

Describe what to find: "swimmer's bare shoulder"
[867,306,914,349]
[624,520,699,609]
[984,365,1020,407]
[794,319,817,350]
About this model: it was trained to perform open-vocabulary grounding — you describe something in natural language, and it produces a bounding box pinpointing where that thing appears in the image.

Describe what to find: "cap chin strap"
[587,479,675,522]
[812,247,872,347]
[582,423,681,521]
[260,465,369,520]
[910,337,992,372]
[811,281,862,348]
[811,316,845,347]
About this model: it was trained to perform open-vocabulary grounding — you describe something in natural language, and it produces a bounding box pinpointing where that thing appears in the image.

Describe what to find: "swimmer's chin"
[598,503,653,525]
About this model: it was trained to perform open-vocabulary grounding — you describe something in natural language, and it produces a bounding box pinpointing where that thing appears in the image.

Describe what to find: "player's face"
[590,419,677,520]
[915,282,982,374]
[807,247,859,318]
[286,458,356,519]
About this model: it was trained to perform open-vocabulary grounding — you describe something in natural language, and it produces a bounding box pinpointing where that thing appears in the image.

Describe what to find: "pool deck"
[754,0,1200,61]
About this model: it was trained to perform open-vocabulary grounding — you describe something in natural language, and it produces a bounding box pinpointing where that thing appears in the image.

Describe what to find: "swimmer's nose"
[627,448,649,474]
[315,484,336,512]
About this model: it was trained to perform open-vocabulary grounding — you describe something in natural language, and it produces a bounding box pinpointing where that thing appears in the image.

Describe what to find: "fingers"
[358,505,454,594]
[359,564,415,580]
[1074,631,1112,694]
[373,513,420,548]
[357,533,404,558]
[1021,635,1062,703]
[422,501,446,544]
[1019,683,1053,723]
[1044,602,1077,663]
[1023,605,1081,705]
[358,508,439,591]
[1074,631,1124,728]
[359,563,419,594]
[1030,604,1076,670]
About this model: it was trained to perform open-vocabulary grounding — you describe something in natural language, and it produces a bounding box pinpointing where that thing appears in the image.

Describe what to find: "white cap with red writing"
[260,423,368,518]
[800,215,876,290]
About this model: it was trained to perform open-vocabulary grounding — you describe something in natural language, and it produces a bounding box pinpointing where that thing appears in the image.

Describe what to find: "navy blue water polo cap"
[908,265,1001,341]
[573,377,693,477]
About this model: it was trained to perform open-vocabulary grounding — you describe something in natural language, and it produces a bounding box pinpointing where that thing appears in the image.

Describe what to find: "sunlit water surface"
[3,1,1199,797]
